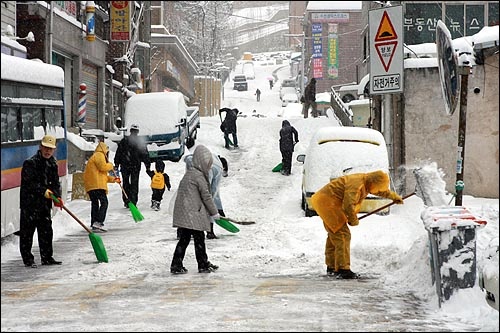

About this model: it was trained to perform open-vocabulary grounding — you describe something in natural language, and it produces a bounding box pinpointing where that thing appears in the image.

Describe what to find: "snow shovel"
[219,216,255,225]
[50,195,108,263]
[359,193,416,220]
[214,218,240,233]
[359,166,444,220]
[112,171,144,223]
[103,148,144,222]
[272,162,283,172]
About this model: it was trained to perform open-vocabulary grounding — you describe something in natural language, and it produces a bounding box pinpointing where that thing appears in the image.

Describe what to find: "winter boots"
[327,267,359,279]
[206,223,218,239]
[151,200,160,211]
[198,262,219,273]
[170,266,188,274]
[335,269,359,279]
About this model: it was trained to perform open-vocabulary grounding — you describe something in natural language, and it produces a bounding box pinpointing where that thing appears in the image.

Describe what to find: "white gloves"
[211,214,221,220]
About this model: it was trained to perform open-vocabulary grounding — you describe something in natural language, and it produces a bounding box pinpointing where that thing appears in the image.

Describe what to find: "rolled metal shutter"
[82,62,98,128]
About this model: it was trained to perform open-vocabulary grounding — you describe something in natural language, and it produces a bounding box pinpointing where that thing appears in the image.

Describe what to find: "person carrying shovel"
[310,170,403,279]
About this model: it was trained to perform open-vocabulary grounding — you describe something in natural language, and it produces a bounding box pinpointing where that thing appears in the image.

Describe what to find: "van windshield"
[281,80,296,87]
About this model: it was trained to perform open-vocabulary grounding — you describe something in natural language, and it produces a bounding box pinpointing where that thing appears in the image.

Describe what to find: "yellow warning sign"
[375,11,398,42]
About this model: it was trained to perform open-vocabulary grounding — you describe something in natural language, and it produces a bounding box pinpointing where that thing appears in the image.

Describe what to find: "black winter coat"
[304,79,316,102]
[114,134,151,172]
[279,120,299,152]
[223,109,238,134]
[20,150,61,215]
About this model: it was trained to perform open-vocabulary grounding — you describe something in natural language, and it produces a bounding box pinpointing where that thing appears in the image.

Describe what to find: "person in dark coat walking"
[302,78,318,118]
[255,88,261,101]
[279,120,299,176]
[170,145,220,274]
[146,159,171,211]
[220,108,239,149]
[114,124,151,207]
[19,135,64,268]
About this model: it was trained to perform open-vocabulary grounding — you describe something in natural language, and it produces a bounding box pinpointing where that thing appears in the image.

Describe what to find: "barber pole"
[77,83,87,124]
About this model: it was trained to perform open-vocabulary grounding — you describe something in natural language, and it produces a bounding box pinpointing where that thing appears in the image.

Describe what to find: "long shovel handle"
[358,192,416,220]
[111,168,130,200]
[50,194,92,234]
[103,150,131,201]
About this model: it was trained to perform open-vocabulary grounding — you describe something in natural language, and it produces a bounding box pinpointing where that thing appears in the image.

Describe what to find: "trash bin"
[421,206,487,307]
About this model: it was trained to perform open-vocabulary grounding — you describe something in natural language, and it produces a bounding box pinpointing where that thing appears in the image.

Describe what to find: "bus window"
[6,108,19,142]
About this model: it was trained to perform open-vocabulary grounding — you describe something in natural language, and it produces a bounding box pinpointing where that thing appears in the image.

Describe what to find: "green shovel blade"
[89,233,108,263]
[127,202,144,222]
[272,162,283,172]
[215,218,240,233]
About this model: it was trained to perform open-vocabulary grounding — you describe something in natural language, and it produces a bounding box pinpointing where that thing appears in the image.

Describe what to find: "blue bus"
[1,54,68,238]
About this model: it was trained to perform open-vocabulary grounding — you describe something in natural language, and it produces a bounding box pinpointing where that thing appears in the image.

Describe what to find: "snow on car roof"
[312,126,385,145]
[124,92,186,135]
[304,127,389,192]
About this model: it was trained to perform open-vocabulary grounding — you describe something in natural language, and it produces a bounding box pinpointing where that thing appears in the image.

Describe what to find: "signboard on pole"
[369,6,404,95]
[110,1,131,42]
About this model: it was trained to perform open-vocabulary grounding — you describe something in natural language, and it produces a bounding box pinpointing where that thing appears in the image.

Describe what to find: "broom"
[103,149,144,223]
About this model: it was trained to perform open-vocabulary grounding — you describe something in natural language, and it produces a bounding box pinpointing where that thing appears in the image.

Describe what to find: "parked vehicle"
[243,61,255,80]
[296,126,391,217]
[479,243,499,311]
[186,106,201,140]
[279,78,298,100]
[281,93,299,107]
[233,74,248,91]
[122,91,198,162]
[1,54,69,238]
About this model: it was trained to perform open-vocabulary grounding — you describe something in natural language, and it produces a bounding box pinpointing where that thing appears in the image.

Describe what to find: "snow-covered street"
[2,57,498,332]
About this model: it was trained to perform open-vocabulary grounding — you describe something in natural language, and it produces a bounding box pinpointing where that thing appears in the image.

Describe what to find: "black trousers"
[281,150,293,174]
[19,210,54,264]
[121,167,140,205]
[88,189,108,225]
[171,228,209,270]
[151,188,165,202]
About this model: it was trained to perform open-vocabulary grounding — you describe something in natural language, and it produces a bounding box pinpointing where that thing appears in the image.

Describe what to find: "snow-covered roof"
[404,24,498,69]
[1,53,64,87]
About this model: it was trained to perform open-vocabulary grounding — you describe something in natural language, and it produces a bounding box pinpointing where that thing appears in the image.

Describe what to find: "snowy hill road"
[1,220,477,332]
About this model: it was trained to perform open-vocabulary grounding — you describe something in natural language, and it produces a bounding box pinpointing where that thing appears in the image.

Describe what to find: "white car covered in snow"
[297,126,392,217]
[479,243,499,311]
[281,93,299,107]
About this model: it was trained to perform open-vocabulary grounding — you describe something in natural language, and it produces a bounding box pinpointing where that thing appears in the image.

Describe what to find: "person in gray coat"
[170,145,220,274]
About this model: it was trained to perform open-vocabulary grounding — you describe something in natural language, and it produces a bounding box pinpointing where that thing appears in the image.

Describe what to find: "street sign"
[369,6,404,95]
[436,20,460,116]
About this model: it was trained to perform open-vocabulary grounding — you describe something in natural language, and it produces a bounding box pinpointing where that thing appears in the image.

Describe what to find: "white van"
[123,91,198,162]
[297,126,392,217]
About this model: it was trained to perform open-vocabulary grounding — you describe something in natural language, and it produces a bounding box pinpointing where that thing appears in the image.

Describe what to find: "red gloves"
[53,197,64,209]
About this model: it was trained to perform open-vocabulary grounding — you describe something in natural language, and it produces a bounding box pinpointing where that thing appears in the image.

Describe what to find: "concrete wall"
[402,54,499,198]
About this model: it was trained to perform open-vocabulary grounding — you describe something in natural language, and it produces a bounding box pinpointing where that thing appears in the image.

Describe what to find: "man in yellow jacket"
[311,170,403,279]
[83,142,120,232]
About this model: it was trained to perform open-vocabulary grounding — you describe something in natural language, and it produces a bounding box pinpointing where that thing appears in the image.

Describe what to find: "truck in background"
[121,91,200,162]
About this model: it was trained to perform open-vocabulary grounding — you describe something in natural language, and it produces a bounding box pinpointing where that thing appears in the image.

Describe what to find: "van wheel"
[304,199,316,217]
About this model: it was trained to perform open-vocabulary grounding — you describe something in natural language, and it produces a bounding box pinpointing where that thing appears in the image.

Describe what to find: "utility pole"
[454,56,471,206]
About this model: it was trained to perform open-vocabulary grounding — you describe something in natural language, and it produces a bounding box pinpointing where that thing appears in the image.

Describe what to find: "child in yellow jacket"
[146,160,171,211]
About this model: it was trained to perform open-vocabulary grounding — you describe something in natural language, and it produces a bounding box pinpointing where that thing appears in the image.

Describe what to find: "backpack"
[220,121,226,133]
[151,171,165,190]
